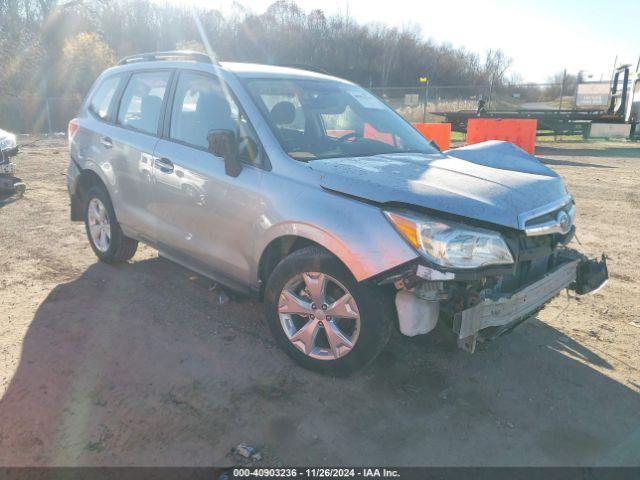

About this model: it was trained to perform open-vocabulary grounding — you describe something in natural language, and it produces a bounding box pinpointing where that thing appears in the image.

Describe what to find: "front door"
[152,70,265,285]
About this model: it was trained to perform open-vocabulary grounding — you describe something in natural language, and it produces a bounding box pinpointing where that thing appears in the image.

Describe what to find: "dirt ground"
[1,137,639,466]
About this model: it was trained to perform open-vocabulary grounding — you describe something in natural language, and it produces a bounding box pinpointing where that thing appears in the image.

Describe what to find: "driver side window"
[170,72,261,166]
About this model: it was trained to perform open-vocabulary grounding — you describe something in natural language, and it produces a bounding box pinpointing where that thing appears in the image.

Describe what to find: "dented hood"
[310,141,568,230]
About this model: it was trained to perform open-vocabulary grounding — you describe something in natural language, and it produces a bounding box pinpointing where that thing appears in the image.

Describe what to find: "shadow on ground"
[538,158,616,169]
[536,145,640,159]
[1,257,639,466]
[0,193,24,208]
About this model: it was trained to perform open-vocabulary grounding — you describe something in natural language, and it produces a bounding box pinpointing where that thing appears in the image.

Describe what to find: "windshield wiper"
[373,149,436,156]
[302,148,439,161]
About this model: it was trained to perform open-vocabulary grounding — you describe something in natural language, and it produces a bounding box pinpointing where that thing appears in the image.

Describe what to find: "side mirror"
[207,129,242,177]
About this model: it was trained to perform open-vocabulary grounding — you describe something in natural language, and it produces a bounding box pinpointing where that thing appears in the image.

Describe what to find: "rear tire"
[264,246,393,375]
[84,184,138,264]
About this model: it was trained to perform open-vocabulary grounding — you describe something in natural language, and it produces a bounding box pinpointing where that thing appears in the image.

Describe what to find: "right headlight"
[384,210,514,269]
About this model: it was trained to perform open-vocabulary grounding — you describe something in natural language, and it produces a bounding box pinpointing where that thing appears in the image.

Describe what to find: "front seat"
[194,92,236,147]
[269,101,296,126]
[269,101,303,145]
[137,95,162,134]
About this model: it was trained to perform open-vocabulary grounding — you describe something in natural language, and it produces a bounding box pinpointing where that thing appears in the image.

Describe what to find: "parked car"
[67,51,608,374]
[0,128,25,198]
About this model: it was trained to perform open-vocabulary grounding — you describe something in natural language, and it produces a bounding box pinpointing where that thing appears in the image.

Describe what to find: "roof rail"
[279,63,330,75]
[117,50,216,66]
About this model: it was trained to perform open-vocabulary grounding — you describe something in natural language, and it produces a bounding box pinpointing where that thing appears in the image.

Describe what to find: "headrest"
[270,101,296,125]
[197,92,231,118]
[140,95,162,115]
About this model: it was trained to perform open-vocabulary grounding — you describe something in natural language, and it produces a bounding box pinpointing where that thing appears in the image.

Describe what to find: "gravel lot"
[1,137,639,466]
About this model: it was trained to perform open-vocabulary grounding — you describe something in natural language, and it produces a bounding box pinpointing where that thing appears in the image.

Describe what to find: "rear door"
[74,72,125,202]
[108,69,173,241]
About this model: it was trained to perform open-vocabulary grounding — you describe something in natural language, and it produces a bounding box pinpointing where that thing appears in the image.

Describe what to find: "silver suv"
[67,51,607,374]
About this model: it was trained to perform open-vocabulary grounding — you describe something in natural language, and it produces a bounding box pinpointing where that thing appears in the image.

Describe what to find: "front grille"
[524,202,576,237]
[500,233,558,292]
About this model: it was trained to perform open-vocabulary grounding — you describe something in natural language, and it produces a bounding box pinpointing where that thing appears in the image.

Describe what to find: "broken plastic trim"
[453,255,609,353]
[454,259,580,353]
[573,254,608,295]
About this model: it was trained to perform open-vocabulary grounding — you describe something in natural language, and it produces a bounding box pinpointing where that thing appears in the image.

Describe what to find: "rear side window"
[117,71,171,135]
[89,75,121,120]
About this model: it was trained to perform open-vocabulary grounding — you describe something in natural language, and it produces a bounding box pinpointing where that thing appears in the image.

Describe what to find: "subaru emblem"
[556,210,571,234]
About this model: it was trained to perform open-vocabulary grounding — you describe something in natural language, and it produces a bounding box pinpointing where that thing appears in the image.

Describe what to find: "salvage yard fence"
[0,82,611,133]
[370,81,610,123]
[0,94,83,134]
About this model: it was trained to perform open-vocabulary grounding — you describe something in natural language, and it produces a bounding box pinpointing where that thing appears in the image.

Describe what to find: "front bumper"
[453,256,608,353]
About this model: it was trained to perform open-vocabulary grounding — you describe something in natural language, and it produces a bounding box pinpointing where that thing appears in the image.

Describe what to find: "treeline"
[0,0,513,102]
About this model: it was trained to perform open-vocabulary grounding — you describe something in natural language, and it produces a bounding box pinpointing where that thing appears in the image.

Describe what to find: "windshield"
[242,78,439,161]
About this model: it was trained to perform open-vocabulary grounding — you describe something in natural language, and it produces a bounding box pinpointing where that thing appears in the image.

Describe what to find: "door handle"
[100,137,113,149]
[154,157,174,174]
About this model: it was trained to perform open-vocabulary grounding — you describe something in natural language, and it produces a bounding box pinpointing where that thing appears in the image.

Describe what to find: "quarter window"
[89,75,121,120]
[117,71,171,135]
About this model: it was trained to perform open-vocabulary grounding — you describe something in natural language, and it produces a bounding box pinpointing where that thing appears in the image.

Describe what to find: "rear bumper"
[453,256,608,352]
[67,160,83,221]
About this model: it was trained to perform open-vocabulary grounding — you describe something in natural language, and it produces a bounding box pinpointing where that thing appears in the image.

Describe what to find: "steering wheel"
[336,131,363,143]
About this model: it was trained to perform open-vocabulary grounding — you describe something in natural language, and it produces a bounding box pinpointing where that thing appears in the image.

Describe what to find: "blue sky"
[164,0,640,82]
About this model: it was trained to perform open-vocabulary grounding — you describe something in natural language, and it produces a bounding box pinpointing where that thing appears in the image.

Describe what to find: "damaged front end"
[377,211,609,354]
[452,254,607,353]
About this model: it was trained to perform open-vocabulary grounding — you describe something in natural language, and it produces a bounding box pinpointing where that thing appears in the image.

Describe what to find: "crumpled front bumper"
[453,256,608,353]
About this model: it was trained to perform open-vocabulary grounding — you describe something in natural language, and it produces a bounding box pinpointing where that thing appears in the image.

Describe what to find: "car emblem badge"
[557,210,571,234]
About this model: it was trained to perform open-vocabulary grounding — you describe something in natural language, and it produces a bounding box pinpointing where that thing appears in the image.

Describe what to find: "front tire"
[264,246,393,375]
[84,185,138,264]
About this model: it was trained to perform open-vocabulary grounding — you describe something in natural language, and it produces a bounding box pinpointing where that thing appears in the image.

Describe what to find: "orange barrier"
[466,118,537,154]
[363,122,394,145]
[326,129,354,138]
[326,126,395,145]
[412,123,451,151]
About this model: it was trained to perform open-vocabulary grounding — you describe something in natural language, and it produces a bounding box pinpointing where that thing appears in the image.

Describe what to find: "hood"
[309,141,568,230]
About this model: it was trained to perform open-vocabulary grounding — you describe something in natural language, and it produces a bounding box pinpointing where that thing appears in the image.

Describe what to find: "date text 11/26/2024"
[231,468,401,478]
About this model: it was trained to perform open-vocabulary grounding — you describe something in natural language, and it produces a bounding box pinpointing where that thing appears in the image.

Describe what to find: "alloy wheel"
[87,197,111,252]
[278,272,360,360]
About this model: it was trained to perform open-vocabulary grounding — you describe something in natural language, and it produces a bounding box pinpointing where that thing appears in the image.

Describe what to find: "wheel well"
[70,169,106,221]
[76,169,105,202]
[258,236,325,298]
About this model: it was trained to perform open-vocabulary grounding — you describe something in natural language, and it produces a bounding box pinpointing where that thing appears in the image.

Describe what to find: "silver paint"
[312,141,569,231]
[68,61,577,292]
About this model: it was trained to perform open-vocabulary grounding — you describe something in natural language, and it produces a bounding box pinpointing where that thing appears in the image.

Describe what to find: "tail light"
[68,119,79,142]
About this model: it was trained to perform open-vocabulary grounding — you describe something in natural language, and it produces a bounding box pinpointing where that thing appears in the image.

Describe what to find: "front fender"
[256,194,419,282]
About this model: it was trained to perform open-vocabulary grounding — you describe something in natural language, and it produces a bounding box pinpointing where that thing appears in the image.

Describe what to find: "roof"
[110,51,348,83]
[220,62,344,82]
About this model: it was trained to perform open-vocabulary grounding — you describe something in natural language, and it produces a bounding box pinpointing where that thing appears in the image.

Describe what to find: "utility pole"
[422,86,428,123]
[556,69,567,141]
[558,68,567,111]
[43,77,53,135]
[488,76,494,111]
[417,72,429,123]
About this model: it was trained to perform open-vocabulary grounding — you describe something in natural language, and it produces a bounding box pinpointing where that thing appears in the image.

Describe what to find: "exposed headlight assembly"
[0,132,17,151]
[385,210,514,269]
